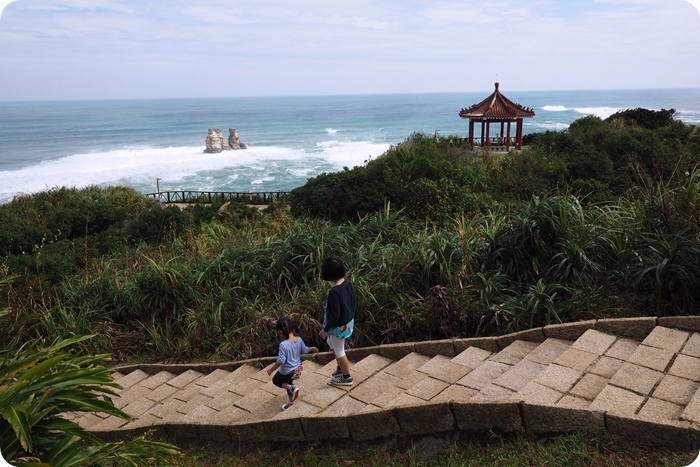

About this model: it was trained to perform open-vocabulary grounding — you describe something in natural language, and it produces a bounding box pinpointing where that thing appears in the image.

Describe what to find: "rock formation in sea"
[204,128,226,153]
[228,129,248,150]
[204,128,248,153]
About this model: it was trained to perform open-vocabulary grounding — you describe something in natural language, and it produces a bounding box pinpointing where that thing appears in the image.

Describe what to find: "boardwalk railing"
[145,191,290,205]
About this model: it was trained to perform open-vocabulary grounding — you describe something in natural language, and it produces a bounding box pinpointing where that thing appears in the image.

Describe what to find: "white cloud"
[0,0,698,100]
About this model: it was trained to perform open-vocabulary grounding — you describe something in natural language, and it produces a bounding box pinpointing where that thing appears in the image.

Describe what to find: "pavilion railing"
[144,191,290,205]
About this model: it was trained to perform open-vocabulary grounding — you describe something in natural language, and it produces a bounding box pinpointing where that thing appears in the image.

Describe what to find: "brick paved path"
[70,317,700,451]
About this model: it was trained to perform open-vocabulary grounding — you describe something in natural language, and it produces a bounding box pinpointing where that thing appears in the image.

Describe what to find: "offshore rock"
[228,128,248,150]
[204,128,226,153]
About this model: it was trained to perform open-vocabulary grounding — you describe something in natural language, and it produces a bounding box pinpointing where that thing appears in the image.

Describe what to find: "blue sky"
[0,0,699,101]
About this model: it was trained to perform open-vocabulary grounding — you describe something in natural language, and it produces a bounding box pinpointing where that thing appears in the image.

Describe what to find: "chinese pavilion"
[459,83,535,151]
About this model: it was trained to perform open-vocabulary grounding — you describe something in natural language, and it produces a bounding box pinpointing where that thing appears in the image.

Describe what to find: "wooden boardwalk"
[145,191,290,205]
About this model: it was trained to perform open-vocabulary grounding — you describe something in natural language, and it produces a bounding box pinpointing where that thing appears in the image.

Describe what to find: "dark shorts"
[273,370,294,388]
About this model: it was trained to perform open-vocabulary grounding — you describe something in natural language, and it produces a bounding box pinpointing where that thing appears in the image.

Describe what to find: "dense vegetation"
[1,107,699,464]
[1,108,699,366]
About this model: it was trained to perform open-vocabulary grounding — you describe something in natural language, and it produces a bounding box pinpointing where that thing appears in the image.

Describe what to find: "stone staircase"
[72,317,700,451]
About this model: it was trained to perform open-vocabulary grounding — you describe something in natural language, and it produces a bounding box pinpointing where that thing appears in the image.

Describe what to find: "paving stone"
[407,377,450,401]
[302,385,346,410]
[168,369,204,389]
[605,337,639,360]
[233,388,275,413]
[587,355,624,378]
[552,347,598,372]
[451,346,492,369]
[589,385,644,416]
[76,412,107,429]
[206,387,245,411]
[180,404,219,424]
[325,394,368,416]
[669,354,700,382]
[383,352,432,379]
[122,397,157,418]
[418,355,470,384]
[339,372,400,405]
[177,393,215,415]
[489,340,539,365]
[193,369,231,388]
[493,358,547,392]
[117,384,153,404]
[458,361,510,390]
[273,400,321,418]
[524,338,572,365]
[638,398,684,422]
[251,366,274,383]
[429,384,478,403]
[140,371,176,390]
[368,386,406,409]
[393,368,429,390]
[145,382,178,402]
[609,362,663,395]
[91,414,131,431]
[229,377,264,396]
[471,383,517,402]
[682,333,700,358]
[223,364,259,384]
[571,329,616,355]
[144,398,185,420]
[172,386,204,403]
[115,369,149,389]
[627,344,675,372]
[517,381,564,405]
[569,373,608,400]
[533,364,582,393]
[199,379,236,398]
[653,375,700,406]
[349,353,393,376]
[642,326,689,353]
[122,412,161,431]
[385,392,426,408]
[557,395,591,409]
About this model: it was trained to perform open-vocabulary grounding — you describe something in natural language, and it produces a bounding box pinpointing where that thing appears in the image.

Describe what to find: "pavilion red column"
[485,121,491,147]
[469,120,474,147]
[506,121,512,150]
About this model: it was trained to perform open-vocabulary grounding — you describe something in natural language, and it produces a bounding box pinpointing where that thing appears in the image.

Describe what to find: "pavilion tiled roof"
[459,83,535,119]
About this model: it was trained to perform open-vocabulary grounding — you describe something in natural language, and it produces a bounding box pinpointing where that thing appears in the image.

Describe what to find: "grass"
[169,432,695,467]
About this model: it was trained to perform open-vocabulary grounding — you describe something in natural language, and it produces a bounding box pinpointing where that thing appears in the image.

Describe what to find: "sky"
[0,0,699,101]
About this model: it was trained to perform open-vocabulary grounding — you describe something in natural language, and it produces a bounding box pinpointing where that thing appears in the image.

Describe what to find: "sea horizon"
[1,88,699,204]
[3,86,700,104]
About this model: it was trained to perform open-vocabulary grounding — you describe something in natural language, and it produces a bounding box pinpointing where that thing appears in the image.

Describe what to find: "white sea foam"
[542,105,621,119]
[325,128,339,134]
[529,121,570,130]
[0,140,390,203]
[542,105,568,112]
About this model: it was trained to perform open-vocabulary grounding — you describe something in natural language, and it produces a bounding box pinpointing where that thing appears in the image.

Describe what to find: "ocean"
[1,88,699,204]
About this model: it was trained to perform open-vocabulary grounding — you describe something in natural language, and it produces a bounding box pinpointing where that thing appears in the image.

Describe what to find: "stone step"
[70,320,700,450]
